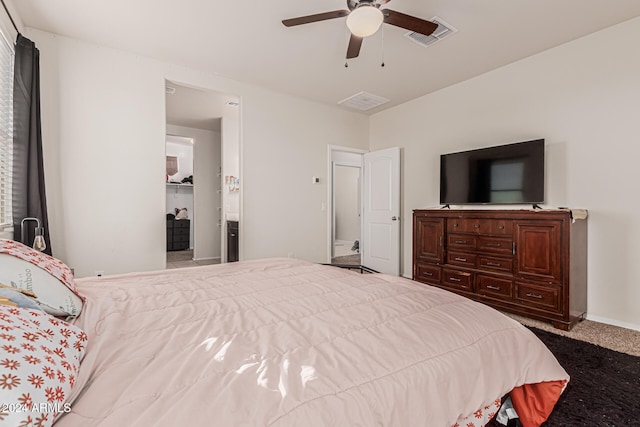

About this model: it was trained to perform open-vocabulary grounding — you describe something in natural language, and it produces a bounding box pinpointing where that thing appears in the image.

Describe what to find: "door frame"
[163,79,242,266]
[326,145,366,264]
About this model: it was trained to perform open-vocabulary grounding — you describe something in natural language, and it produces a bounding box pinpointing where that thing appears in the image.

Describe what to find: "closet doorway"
[164,81,241,268]
[165,135,196,264]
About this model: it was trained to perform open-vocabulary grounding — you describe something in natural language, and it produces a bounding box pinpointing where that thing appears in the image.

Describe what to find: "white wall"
[29,28,369,277]
[370,17,640,330]
[241,91,369,262]
[335,166,360,242]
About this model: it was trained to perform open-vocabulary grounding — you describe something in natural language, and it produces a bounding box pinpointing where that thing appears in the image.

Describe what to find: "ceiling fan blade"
[383,9,438,35]
[282,10,349,27]
[346,33,363,59]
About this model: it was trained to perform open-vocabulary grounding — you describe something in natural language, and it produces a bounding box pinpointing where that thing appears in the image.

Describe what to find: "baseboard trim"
[585,314,640,333]
[193,256,221,262]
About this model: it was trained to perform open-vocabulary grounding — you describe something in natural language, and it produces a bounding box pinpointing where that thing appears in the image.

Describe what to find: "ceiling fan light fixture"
[346,5,383,37]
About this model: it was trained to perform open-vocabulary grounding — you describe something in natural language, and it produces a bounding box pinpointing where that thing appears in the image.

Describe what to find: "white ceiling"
[11,0,640,115]
[165,82,239,131]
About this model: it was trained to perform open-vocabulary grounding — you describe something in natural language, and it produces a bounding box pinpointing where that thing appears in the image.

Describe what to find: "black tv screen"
[440,139,545,205]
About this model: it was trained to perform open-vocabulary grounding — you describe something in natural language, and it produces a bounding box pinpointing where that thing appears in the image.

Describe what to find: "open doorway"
[327,146,401,275]
[328,146,365,266]
[164,81,240,268]
[165,135,196,264]
[332,164,361,265]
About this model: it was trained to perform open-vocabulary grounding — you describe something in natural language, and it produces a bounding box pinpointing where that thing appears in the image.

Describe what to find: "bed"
[0,243,568,427]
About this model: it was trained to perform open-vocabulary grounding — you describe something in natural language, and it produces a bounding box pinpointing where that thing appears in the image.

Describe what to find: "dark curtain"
[11,34,51,255]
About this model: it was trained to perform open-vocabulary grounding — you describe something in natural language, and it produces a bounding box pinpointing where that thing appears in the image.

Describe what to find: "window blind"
[0,30,13,230]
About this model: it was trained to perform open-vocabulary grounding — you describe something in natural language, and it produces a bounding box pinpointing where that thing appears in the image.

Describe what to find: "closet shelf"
[166,183,193,188]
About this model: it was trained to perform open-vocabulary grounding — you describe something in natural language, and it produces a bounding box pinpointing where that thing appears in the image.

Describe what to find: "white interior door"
[362,147,400,275]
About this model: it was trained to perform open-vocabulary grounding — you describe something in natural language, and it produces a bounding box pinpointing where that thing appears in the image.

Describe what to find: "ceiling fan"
[282,0,438,59]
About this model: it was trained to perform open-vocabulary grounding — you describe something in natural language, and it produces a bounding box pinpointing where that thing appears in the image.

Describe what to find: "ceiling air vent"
[404,16,457,47]
[338,91,390,111]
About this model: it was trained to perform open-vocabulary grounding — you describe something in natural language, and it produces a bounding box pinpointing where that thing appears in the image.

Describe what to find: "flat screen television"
[440,139,545,205]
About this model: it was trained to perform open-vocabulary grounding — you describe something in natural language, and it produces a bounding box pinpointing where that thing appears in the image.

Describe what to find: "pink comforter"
[57,258,568,426]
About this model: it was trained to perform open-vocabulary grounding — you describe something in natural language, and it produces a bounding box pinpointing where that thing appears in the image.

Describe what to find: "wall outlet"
[95,271,104,277]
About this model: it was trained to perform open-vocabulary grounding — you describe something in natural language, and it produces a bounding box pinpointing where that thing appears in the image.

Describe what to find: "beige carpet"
[331,254,361,266]
[506,313,640,357]
[166,249,193,262]
[166,250,220,269]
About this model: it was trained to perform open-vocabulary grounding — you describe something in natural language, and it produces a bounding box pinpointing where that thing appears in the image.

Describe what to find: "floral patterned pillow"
[0,240,83,317]
[0,305,87,426]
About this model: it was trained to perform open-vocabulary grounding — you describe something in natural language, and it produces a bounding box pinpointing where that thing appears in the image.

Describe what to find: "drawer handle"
[526,293,543,299]
[453,223,459,227]
[498,225,504,230]
[455,240,467,244]
[449,277,461,282]
[486,262,502,267]
[487,285,501,291]
[485,243,501,247]
[474,223,480,228]
[454,257,467,262]
[423,271,433,276]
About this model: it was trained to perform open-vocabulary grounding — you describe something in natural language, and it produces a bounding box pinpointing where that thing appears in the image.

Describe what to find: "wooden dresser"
[412,209,587,330]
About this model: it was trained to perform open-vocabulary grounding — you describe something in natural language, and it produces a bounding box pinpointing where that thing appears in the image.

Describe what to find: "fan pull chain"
[345,27,350,67]
[380,25,385,67]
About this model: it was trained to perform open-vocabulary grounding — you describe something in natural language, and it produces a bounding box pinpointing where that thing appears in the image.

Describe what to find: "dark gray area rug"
[528,327,640,426]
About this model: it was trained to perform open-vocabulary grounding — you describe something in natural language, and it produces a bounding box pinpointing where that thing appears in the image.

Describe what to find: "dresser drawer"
[173,234,190,243]
[174,220,190,229]
[448,219,512,235]
[477,275,513,299]
[482,219,512,235]
[447,251,477,268]
[447,219,475,233]
[173,226,190,236]
[478,255,513,273]
[477,236,513,254]
[415,264,441,284]
[515,282,561,312]
[442,269,473,291]
[447,233,477,250]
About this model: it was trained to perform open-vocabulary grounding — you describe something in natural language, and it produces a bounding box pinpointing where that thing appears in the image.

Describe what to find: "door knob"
[392,216,398,221]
